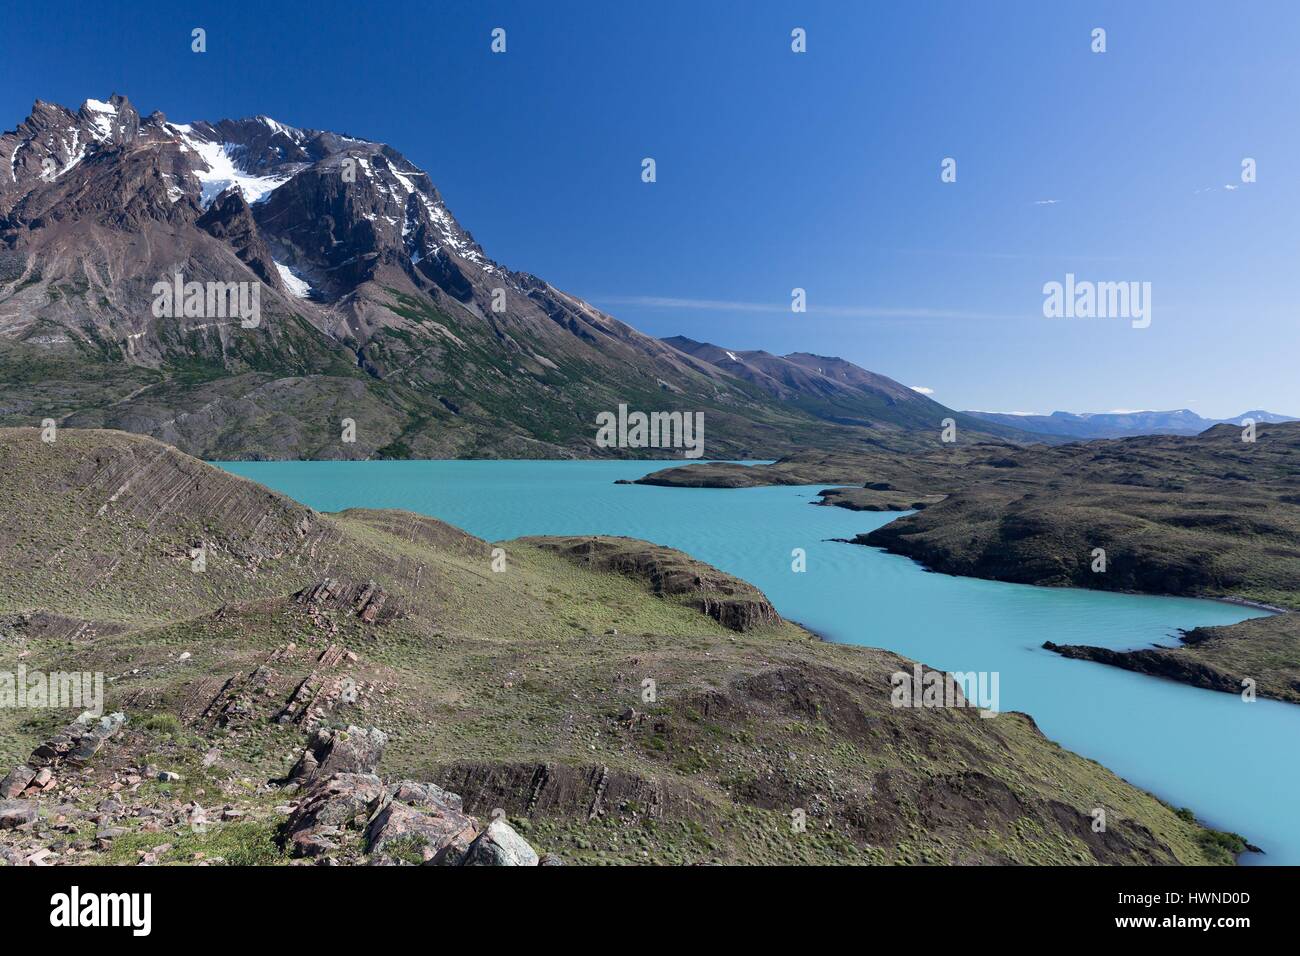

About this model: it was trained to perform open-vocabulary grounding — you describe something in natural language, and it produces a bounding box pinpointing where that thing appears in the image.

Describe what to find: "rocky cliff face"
[1,95,1011,459]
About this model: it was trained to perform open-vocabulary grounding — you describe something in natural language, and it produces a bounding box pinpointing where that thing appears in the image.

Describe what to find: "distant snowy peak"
[343,148,493,272]
[251,115,306,143]
[963,407,1299,439]
[159,112,492,270]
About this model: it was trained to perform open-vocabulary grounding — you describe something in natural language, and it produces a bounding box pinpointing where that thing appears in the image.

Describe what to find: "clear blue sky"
[3,1,1297,417]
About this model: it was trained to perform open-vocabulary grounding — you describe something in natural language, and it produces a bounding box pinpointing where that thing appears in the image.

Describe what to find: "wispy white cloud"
[1033,199,1060,205]
[909,385,934,395]
[592,295,1016,321]
[884,247,1134,263]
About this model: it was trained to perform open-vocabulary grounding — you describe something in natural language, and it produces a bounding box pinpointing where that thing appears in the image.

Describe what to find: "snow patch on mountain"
[390,166,417,194]
[274,261,313,298]
[419,194,493,271]
[170,123,293,207]
[82,99,118,141]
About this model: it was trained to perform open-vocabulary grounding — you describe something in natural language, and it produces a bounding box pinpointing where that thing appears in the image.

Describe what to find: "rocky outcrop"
[0,766,37,799]
[283,772,386,857]
[434,761,689,823]
[0,713,125,824]
[196,187,280,286]
[524,536,782,632]
[287,725,388,785]
[293,578,402,626]
[696,595,780,631]
[29,712,126,767]
[364,791,478,863]
[279,725,545,866]
[1042,641,1244,696]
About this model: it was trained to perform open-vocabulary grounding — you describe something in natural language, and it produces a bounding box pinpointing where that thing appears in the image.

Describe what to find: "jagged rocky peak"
[2,94,497,280]
[1,94,140,212]
[200,115,319,170]
[76,93,141,144]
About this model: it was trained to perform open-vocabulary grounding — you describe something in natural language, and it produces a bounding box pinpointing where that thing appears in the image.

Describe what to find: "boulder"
[278,731,551,866]
[364,797,478,861]
[289,725,387,784]
[0,799,39,829]
[461,819,540,867]
[283,771,385,857]
[294,832,341,858]
[426,830,477,866]
[0,766,36,799]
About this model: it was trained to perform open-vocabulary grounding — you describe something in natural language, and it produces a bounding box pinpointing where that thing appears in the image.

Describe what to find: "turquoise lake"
[218,458,1294,865]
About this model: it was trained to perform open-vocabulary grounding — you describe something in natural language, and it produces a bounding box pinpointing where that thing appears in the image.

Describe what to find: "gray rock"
[289,725,387,783]
[461,819,540,867]
[283,772,385,858]
[390,779,463,812]
[364,798,478,861]
[30,712,126,767]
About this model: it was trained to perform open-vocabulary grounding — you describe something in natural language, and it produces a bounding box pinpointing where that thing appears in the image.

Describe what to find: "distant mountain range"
[0,94,1030,460]
[663,336,1023,441]
[964,408,1297,440]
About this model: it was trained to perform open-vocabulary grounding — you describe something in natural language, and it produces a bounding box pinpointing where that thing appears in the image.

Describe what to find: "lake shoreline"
[217,456,1300,864]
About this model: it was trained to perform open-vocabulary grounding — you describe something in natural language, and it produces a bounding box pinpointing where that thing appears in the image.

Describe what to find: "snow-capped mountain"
[0,94,1019,459]
[963,408,1298,440]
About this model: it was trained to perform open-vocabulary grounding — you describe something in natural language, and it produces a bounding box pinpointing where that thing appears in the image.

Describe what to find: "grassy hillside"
[0,428,1245,864]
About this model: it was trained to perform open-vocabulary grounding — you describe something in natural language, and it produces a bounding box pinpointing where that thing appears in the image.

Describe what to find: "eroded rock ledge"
[522,535,782,631]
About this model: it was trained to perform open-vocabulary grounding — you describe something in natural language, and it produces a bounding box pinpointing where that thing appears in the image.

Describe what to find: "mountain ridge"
[1,94,1030,459]
[662,335,1033,440]
[965,407,1297,440]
